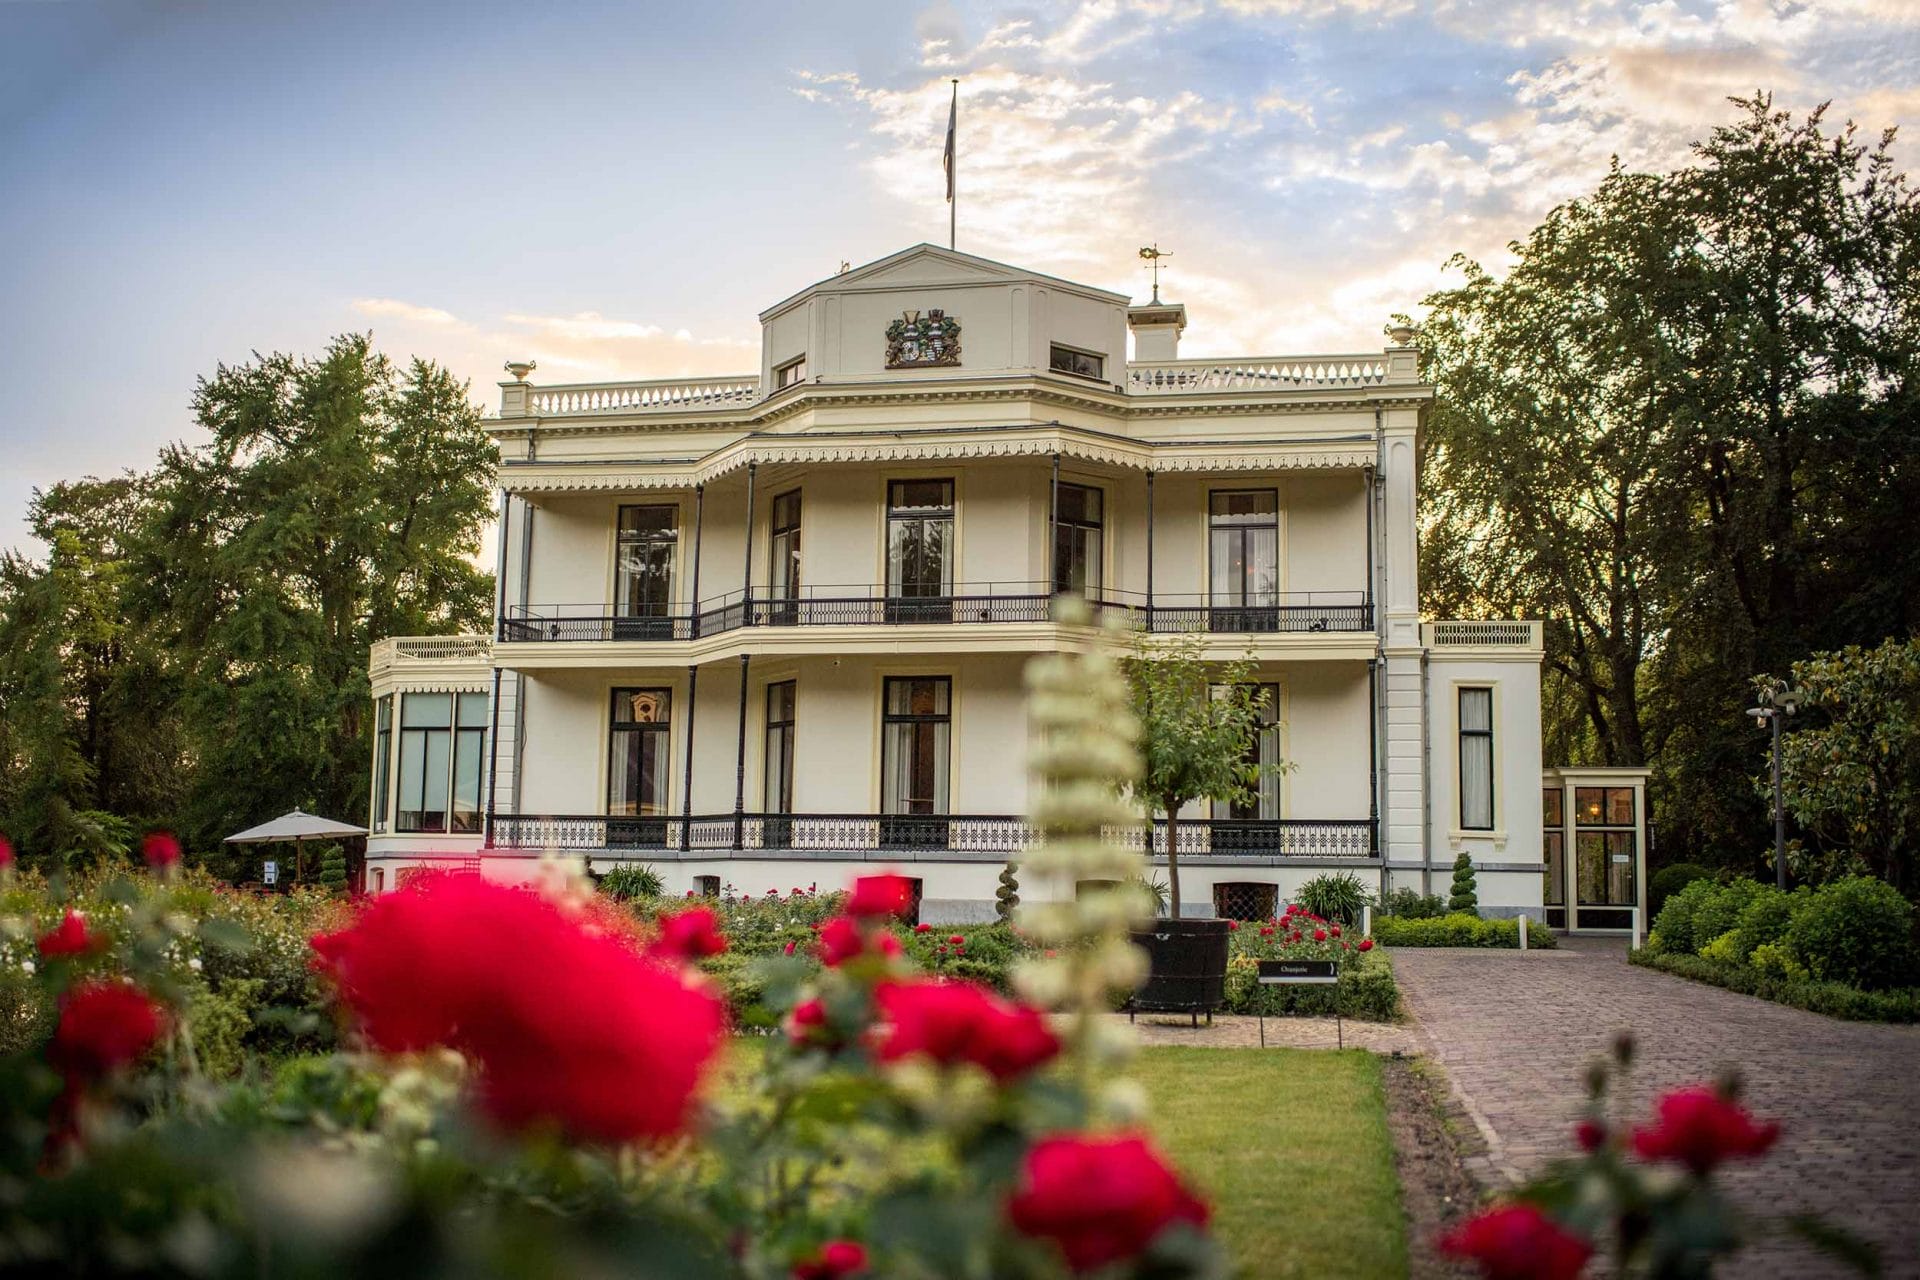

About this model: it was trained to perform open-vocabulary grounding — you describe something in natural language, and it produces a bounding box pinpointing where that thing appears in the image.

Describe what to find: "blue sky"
[4,0,1916,556]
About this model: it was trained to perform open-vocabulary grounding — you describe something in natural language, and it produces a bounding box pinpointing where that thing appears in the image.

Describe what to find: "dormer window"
[1049,344,1105,381]
[774,355,808,390]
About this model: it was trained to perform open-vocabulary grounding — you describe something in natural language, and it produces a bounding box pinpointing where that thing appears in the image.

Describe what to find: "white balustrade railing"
[1126,356,1388,394]
[527,377,761,416]
[1423,620,1542,648]
[372,635,492,665]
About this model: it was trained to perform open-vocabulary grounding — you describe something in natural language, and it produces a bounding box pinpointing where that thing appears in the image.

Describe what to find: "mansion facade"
[364,245,1644,929]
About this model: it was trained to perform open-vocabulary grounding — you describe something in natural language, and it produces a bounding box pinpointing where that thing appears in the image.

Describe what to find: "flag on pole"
[943,80,957,203]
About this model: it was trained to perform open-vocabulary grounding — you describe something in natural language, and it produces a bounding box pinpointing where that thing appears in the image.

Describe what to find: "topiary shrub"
[1295,871,1370,925]
[1786,875,1918,992]
[995,863,1020,922]
[1649,862,1716,914]
[1649,877,1720,954]
[1447,852,1478,915]
[317,845,348,895]
[1691,878,1768,950]
[1380,887,1446,919]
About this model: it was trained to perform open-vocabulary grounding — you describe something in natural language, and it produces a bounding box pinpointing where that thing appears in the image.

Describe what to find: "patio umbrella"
[224,809,367,883]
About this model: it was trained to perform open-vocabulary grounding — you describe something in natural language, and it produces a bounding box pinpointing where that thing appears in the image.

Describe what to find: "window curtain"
[1459,688,1494,830]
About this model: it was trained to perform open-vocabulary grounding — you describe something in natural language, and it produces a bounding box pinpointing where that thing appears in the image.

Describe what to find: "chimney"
[1128,301,1186,361]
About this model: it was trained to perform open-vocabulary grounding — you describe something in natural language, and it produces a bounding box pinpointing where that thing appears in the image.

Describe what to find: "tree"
[995,862,1020,922]
[1124,630,1276,918]
[0,477,183,868]
[1420,97,1920,871]
[318,844,349,895]
[1773,638,1920,895]
[127,334,495,848]
[1448,852,1479,915]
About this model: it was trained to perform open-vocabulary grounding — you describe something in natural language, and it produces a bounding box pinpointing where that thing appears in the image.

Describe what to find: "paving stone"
[1393,939,1920,1278]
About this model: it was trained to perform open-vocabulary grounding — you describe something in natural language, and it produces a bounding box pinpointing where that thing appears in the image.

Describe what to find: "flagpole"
[948,79,958,250]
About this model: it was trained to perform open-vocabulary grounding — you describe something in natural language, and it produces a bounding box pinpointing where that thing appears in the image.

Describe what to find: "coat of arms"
[885,309,962,368]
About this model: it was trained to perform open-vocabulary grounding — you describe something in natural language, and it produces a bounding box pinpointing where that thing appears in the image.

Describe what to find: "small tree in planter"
[1449,851,1479,915]
[1125,630,1276,919]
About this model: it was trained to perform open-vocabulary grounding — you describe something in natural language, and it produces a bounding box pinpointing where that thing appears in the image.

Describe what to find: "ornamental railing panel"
[526,377,760,416]
[1126,356,1387,394]
[487,813,1374,858]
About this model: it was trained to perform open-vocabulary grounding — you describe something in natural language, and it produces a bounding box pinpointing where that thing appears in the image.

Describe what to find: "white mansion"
[364,245,1647,929]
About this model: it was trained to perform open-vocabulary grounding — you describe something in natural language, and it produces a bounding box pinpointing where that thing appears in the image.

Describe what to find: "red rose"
[38,911,98,958]
[792,1239,868,1279]
[50,980,166,1081]
[1438,1203,1590,1280]
[652,907,728,961]
[1007,1133,1208,1272]
[1259,926,1274,937]
[1330,925,1341,937]
[788,997,833,1047]
[1226,921,1240,932]
[1630,1086,1780,1175]
[1575,1119,1606,1153]
[784,940,798,956]
[1313,929,1328,942]
[816,916,866,966]
[845,873,913,919]
[915,922,933,934]
[0,834,13,869]
[1357,938,1374,952]
[141,831,181,870]
[875,980,1060,1081]
[948,934,965,945]
[312,876,724,1143]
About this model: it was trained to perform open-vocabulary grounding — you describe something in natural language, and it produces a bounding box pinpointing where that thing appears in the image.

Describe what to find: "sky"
[3,0,1916,557]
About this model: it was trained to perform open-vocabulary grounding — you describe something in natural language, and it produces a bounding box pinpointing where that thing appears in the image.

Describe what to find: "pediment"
[760,244,1127,320]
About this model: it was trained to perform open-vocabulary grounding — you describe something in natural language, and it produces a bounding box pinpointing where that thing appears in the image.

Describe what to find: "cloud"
[790,0,1916,355]
[345,299,757,407]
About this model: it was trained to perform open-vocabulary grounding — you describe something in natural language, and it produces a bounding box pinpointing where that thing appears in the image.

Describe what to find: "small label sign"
[1257,959,1338,985]
[263,860,278,885]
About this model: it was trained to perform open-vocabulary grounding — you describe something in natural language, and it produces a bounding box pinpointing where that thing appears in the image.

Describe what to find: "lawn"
[1136,1047,1407,1280]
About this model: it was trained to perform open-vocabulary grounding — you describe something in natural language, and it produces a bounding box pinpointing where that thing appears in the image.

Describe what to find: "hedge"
[1372,913,1556,949]
[1629,949,1920,1023]
[1223,948,1400,1020]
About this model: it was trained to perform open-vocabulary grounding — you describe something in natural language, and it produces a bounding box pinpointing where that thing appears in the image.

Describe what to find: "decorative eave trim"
[499,427,1378,494]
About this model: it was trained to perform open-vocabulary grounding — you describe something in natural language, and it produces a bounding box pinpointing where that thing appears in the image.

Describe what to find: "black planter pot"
[1129,917,1231,1020]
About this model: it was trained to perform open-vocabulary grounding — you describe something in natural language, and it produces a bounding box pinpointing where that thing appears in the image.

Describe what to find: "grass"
[1136,1047,1407,1280]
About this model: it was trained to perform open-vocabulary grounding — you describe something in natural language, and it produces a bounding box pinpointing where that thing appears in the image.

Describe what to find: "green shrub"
[1371,913,1554,949]
[317,845,348,894]
[995,864,1019,922]
[1749,941,1809,983]
[1690,878,1768,950]
[1786,875,1918,992]
[597,864,664,901]
[1649,862,1716,914]
[1722,886,1804,964]
[1649,877,1720,954]
[0,969,53,1058]
[186,978,264,1078]
[1630,948,1919,1023]
[901,923,1023,993]
[1223,948,1399,1020]
[1447,852,1478,915]
[1295,871,1370,925]
[1380,888,1446,919]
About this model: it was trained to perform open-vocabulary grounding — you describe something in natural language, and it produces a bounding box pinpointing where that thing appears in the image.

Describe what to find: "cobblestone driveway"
[1395,939,1920,1277]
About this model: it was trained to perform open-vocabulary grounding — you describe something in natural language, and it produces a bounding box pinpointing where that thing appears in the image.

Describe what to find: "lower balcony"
[486,813,1377,859]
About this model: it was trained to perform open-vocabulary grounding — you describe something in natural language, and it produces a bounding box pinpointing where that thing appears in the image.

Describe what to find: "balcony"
[488,813,1376,859]
[497,586,1373,644]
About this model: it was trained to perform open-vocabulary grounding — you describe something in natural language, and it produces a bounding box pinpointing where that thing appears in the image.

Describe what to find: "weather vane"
[1138,244,1170,303]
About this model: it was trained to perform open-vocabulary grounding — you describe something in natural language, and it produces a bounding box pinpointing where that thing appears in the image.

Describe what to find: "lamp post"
[1746,682,1803,889]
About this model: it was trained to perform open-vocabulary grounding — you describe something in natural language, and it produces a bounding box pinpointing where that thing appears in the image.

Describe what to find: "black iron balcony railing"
[498,587,1371,643]
[487,813,1376,858]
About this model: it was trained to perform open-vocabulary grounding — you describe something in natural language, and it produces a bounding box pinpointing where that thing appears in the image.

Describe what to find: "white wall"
[1425,653,1546,913]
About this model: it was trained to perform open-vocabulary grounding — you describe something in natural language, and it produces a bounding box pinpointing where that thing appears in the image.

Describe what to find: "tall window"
[1213,684,1280,821]
[1574,787,1636,910]
[881,677,950,815]
[769,490,802,604]
[615,505,677,625]
[397,692,487,833]
[764,681,797,812]
[1208,490,1279,613]
[886,481,954,615]
[1052,483,1103,597]
[608,689,672,817]
[1459,687,1495,830]
[372,695,393,832]
[1543,786,1566,919]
